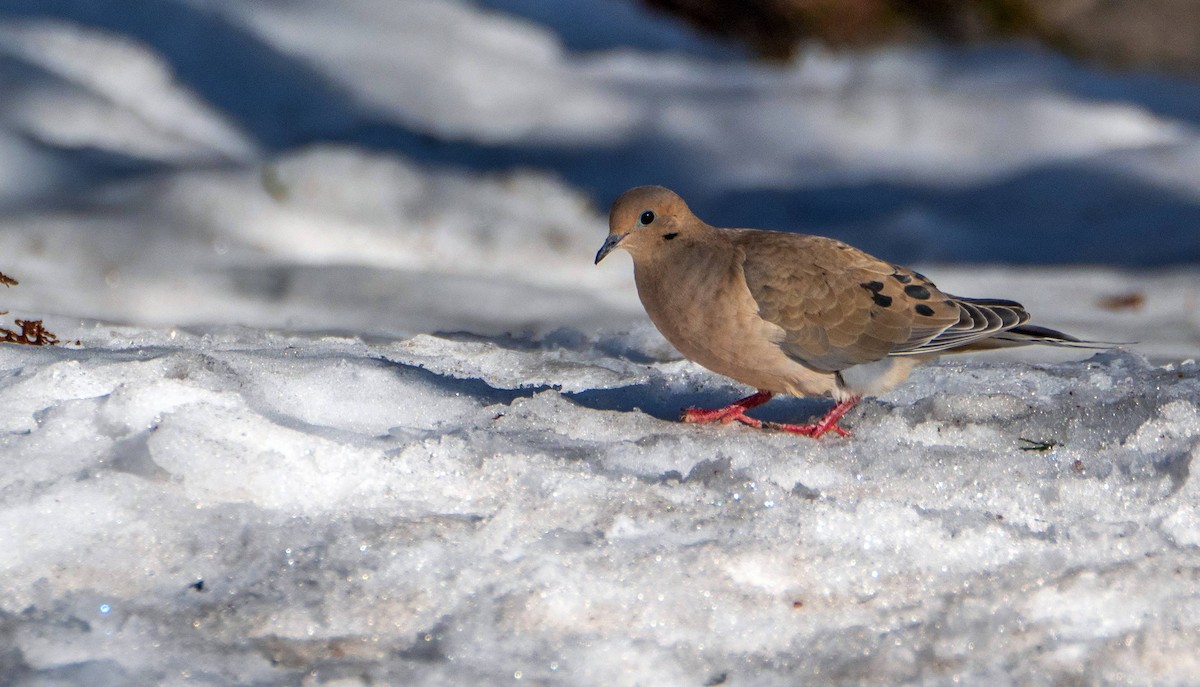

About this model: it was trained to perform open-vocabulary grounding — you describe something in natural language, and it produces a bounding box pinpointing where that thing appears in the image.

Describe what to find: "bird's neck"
[632,229,741,321]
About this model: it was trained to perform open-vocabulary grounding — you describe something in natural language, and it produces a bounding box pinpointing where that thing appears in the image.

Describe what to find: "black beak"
[594,232,628,265]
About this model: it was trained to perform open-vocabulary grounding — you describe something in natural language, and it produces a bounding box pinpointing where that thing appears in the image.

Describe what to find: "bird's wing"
[891,296,1030,356]
[734,230,1027,371]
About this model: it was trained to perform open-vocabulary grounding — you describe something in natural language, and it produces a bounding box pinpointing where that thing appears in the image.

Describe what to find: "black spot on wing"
[914,304,934,316]
[904,285,931,299]
[861,280,892,307]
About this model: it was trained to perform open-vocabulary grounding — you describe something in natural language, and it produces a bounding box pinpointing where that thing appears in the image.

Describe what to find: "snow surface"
[1,0,1199,685]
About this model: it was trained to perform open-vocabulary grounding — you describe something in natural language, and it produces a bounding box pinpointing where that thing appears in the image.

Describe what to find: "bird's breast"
[632,249,838,398]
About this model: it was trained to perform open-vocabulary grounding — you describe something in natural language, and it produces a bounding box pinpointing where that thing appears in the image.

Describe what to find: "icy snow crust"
[0,0,1199,685]
[3,333,1200,686]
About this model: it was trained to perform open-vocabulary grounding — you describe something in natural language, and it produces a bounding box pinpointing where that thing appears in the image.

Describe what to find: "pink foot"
[764,397,860,438]
[682,390,773,429]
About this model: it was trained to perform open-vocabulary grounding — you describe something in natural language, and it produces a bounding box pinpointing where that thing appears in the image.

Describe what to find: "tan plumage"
[594,185,1107,437]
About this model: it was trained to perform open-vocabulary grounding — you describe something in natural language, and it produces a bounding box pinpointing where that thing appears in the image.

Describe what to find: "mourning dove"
[595,185,1108,438]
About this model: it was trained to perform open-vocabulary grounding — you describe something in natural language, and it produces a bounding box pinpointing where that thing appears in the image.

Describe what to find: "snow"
[0,0,1199,684]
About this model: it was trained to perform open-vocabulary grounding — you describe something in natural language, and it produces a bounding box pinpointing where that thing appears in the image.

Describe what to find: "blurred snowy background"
[1,1,1199,685]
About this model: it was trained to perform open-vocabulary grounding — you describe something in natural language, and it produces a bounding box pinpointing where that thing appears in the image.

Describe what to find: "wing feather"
[735,230,961,371]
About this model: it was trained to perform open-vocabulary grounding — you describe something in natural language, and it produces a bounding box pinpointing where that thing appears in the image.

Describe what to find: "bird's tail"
[955,324,1119,351]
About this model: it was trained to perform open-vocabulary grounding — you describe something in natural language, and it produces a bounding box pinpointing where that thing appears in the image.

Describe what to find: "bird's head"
[595,185,694,264]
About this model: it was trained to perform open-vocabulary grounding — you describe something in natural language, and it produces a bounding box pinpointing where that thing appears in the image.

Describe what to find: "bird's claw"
[681,392,858,439]
[681,406,763,429]
[763,420,851,438]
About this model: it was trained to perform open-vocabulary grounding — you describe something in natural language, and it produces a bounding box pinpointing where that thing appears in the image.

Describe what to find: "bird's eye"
[640,210,655,225]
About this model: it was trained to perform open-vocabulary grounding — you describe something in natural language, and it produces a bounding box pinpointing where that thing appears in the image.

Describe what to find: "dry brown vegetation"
[643,0,1200,73]
[0,271,58,346]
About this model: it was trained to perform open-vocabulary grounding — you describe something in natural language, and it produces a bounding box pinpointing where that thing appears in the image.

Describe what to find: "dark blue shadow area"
[703,163,1200,266]
[940,45,1200,128]
[1,1,1196,266]
[566,378,837,424]
[373,355,542,407]
[344,123,1200,266]
[0,0,733,153]
[472,0,742,58]
[0,0,716,197]
[1,132,168,212]
[0,0,359,150]
[0,51,171,208]
[375,349,837,426]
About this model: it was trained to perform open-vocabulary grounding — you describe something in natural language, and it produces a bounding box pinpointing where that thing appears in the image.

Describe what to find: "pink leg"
[682,390,774,429]
[766,397,860,438]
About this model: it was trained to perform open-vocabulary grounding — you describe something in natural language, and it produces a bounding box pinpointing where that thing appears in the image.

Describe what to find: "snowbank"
[0,0,1198,684]
[2,328,1199,685]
